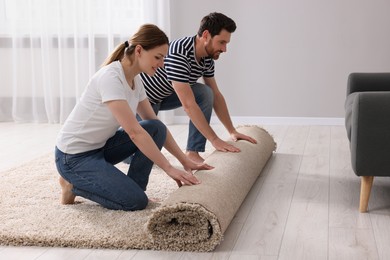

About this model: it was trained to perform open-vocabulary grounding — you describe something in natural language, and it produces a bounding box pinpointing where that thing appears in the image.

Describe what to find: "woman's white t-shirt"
[56,61,147,154]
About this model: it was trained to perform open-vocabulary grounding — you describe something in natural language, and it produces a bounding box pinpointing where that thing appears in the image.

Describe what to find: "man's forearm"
[213,93,235,134]
[184,103,218,142]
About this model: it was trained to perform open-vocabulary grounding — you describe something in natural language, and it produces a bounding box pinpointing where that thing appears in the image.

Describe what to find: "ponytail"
[101,24,169,67]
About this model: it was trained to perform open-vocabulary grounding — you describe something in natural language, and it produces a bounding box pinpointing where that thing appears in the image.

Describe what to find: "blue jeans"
[152,83,214,152]
[55,119,167,211]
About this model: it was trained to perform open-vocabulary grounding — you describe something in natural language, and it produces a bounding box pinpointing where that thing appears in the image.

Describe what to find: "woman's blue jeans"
[55,119,167,211]
[152,83,214,152]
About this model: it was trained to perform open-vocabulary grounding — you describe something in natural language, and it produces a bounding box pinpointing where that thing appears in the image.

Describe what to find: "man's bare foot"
[59,176,76,205]
[185,151,205,163]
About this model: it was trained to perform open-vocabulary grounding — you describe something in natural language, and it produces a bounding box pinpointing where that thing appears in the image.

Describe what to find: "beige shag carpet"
[0,126,275,252]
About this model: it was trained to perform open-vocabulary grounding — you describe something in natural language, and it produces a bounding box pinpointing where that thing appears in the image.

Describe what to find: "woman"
[55,24,213,211]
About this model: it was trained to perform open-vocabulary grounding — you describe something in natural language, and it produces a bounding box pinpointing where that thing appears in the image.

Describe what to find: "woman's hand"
[165,165,202,187]
[171,158,214,187]
[230,130,257,144]
[211,137,241,152]
[182,158,214,173]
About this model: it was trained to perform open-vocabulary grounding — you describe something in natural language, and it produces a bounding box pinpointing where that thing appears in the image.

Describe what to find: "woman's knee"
[122,193,148,211]
[140,119,167,144]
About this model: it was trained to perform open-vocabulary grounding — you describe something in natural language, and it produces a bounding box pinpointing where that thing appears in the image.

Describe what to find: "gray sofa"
[345,72,390,212]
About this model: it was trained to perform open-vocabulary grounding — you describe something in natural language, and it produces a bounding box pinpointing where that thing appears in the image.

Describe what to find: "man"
[141,12,257,163]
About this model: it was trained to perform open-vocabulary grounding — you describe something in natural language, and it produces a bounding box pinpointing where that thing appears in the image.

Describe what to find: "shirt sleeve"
[164,52,191,83]
[203,60,215,78]
[97,70,127,103]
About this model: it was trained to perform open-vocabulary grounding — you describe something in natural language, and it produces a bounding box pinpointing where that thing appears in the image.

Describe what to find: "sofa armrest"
[349,91,390,176]
[347,73,390,96]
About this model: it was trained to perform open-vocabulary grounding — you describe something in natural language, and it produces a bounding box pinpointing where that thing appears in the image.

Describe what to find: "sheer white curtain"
[0,0,171,123]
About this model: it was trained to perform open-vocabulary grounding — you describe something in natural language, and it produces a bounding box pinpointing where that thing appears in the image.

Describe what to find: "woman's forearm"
[128,126,172,171]
[162,129,188,165]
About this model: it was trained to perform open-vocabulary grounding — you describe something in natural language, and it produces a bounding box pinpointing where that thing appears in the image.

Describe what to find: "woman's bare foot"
[185,151,205,163]
[59,176,76,205]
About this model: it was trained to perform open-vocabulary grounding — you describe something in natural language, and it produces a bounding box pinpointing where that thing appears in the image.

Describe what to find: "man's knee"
[194,84,214,108]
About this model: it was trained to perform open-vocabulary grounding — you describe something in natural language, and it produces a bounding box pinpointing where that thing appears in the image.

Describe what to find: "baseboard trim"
[171,116,345,126]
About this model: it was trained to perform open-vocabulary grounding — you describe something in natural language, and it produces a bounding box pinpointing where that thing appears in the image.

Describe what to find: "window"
[0,0,145,36]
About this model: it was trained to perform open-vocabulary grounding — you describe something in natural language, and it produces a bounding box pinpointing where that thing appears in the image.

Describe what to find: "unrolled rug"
[0,125,275,252]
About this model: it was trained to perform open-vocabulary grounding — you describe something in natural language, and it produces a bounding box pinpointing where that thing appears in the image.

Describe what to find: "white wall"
[169,0,390,119]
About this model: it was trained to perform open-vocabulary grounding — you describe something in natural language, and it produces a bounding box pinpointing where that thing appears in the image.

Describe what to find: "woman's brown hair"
[102,24,169,66]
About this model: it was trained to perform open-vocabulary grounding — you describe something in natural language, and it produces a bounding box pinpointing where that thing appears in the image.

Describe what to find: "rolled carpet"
[146,125,276,251]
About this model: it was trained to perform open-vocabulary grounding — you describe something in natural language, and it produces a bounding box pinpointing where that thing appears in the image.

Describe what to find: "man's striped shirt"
[140,36,215,104]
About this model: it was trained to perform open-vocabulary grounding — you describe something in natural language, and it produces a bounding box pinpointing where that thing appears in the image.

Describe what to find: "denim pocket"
[63,149,101,169]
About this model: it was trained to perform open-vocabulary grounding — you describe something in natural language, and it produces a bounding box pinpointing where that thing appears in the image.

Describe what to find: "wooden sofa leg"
[359,176,374,213]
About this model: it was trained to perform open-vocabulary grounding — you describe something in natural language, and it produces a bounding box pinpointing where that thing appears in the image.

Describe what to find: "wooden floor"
[1,122,390,260]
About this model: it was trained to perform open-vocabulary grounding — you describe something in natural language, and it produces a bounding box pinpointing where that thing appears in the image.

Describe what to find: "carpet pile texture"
[0,126,275,251]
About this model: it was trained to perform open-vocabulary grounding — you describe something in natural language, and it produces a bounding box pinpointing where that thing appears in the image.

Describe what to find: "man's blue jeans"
[152,83,214,152]
[55,119,167,211]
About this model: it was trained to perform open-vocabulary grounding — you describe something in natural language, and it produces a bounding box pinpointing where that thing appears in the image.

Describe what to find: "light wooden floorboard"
[1,123,390,259]
[328,127,372,230]
[328,227,379,260]
[328,126,380,260]
[0,122,61,172]
[366,177,390,260]
[278,126,330,260]
[35,247,93,260]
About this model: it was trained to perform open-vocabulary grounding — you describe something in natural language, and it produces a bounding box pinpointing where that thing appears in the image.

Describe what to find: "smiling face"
[204,29,231,60]
[138,44,168,76]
